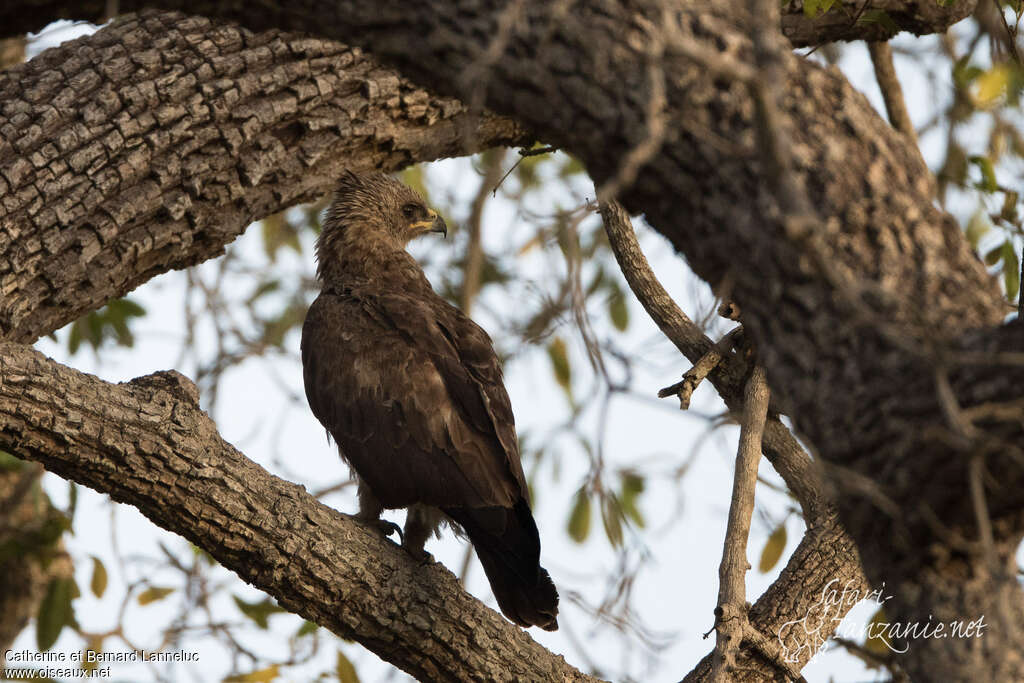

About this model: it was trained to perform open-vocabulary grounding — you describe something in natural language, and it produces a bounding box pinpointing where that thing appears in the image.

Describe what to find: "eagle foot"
[360,518,404,544]
[401,542,433,565]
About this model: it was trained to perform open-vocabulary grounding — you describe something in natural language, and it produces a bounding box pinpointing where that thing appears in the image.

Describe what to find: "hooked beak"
[409,209,447,238]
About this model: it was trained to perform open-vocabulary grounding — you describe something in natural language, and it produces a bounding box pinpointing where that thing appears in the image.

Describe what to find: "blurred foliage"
[67,298,146,355]
[758,523,787,573]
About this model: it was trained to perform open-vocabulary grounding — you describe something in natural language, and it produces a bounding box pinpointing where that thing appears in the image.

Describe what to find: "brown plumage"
[301,171,559,630]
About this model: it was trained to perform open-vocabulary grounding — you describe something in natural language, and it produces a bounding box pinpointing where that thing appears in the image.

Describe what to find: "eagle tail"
[445,499,559,631]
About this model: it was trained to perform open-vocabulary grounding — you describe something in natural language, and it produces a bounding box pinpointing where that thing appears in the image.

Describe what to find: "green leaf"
[969,155,999,192]
[223,665,280,683]
[0,450,25,472]
[601,494,625,548]
[68,320,83,354]
[1002,240,1020,301]
[607,287,629,332]
[89,556,108,599]
[86,312,103,348]
[952,57,984,90]
[965,209,991,249]
[36,577,74,651]
[864,607,891,655]
[82,636,103,672]
[985,243,1005,266]
[67,481,78,524]
[567,488,591,543]
[759,523,788,573]
[1001,191,1019,223]
[109,298,146,318]
[296,620,319,637]
[261,213,299,262]
[233,595,286,629]
[247,279,281,305]
[974,65,1012,107]
[137,586,175,606]
[67,298,146,354]
[619,472,645,528]
[547,337,572,393]
[400,165,429,203]
[336,650,361,683]
[803,0,824,17]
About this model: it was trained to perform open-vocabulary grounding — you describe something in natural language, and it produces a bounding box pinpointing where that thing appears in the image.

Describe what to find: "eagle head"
[319,170,446,261]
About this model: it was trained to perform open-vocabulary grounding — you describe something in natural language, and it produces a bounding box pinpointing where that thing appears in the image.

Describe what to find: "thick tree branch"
[0,342,598,683]
[0,1,977,48]
[0,10,528,343]
[780,0,978,47]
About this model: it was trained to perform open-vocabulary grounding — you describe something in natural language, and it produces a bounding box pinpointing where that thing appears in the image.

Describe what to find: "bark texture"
[0,10,527,343]
[0,1,1020,680]
[780,0,978,46]
[0,343,597,683]
[0,1,977,48]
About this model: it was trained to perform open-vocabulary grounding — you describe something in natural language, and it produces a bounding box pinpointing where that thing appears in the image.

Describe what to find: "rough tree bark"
[2,1,1022,681]
[0,11,527,342]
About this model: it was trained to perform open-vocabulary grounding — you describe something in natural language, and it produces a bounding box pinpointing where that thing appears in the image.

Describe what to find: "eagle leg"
[354,481,404,543]
[401,505,440,563]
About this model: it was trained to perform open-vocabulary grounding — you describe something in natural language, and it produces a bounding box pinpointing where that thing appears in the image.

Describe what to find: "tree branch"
[0,1,978,48]
[710,366,769,682]
[598,200,867,680]
[0,10,528,343]
[0,342,599,683]
[867,41,918,145]
[780,0,978,47]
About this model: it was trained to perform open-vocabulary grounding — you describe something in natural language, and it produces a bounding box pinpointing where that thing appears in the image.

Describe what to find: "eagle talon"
[360,518,404,544]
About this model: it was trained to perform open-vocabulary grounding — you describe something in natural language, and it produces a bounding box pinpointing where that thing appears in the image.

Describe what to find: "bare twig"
[710,365,768,683]
[657,329,742,409]
[462,149,507,313]
[493,146,555,196]
[867,41,919,147]
[992,0,1022,63]
[597,198,827,522]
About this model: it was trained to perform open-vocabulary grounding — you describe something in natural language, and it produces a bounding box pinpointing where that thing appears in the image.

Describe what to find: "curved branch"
[0,1,978,47]
[780,0,978,47]
[601,200,868,680]
[0,343,598,683]
[0,10,528,343]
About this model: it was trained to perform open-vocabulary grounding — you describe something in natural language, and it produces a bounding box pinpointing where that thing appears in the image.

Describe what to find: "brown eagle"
[301,171,559,630]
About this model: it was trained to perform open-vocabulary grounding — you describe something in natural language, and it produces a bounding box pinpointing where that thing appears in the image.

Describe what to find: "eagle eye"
[401,203,420,220]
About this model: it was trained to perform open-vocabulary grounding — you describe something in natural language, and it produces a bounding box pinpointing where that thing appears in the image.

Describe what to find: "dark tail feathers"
[445,499,559,631]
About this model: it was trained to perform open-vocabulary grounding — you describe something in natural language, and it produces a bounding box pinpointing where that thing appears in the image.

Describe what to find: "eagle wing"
[301,286,526,511]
